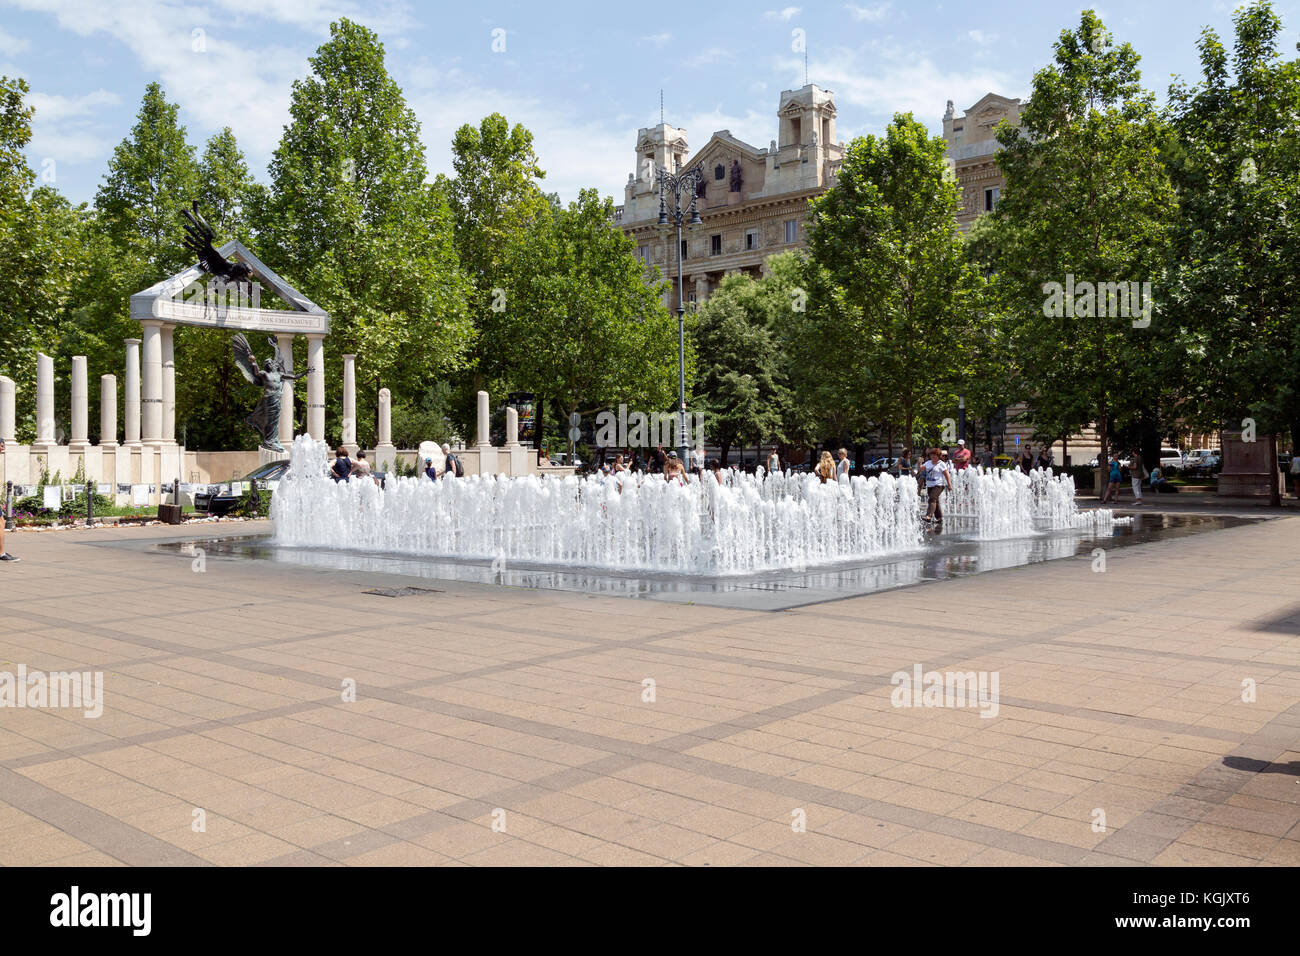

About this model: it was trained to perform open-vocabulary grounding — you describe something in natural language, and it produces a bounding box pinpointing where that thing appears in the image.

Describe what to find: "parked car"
[1159,448,1184,469]
[993,453,1016,468]
[867,457,902,471]
[1182,448,1221,476]
[194,460,291,516]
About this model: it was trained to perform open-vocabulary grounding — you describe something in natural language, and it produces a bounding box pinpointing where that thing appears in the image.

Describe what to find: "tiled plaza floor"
[0,516,1297,866]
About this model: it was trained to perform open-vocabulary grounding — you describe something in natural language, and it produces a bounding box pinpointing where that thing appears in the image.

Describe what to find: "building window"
[714,163,725,180]
[984,187,1000,212]
[637,244,649,262]
[784,220,798,244]
[681,238,688,259]
[711,234,722,256]
[687,292,697,304]
[745,230,757,251]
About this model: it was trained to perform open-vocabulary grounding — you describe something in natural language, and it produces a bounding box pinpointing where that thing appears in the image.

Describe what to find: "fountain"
[272,437,1120,575]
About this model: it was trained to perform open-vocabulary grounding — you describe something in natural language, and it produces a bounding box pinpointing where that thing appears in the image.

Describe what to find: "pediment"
[130,240,330,334]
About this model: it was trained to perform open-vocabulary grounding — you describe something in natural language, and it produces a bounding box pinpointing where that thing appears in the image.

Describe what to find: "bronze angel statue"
[232,334,308,453]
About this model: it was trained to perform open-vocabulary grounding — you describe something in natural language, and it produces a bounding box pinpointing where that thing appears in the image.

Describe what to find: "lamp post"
[656,163,704,466]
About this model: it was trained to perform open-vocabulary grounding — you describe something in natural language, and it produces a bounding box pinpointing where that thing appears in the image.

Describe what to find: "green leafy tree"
[498,188,679,445]
[263,18,472,447]
[806,113,989,462]
[1165,0,1300,465]
[985,11,1177,481]
[442,113,552,434]
[692,257,801,463]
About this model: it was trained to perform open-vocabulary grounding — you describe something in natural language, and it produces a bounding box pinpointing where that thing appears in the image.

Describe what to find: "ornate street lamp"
[656,163,703,467]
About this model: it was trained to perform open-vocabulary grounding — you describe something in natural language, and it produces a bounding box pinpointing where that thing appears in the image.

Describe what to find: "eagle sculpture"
[181,201,253,293]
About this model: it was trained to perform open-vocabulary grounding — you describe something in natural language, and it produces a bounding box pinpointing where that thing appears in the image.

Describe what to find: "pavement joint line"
[3,515,1296,865]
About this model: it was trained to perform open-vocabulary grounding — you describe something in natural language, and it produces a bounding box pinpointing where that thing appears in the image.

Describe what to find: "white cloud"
[638,32,672,47]
[764,7,802,20]
[0,26,31,57]
[779,43,1017,132]
[844,2,891,21]
[27,89,120,123]
[684,46,735,68]
[968,30,997,46]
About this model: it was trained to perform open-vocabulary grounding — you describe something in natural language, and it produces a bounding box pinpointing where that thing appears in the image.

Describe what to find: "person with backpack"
[441,444,463,477]
[330,447,352,482]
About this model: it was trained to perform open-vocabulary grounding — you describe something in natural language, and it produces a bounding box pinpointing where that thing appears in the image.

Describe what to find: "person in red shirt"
[953,439,972,471]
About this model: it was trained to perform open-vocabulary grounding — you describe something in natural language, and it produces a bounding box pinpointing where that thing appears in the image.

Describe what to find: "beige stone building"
[942,93,1022,232]
[616,84,844,307]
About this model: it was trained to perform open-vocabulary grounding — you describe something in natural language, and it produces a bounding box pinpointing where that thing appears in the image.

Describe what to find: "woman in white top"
[767,450,781,474]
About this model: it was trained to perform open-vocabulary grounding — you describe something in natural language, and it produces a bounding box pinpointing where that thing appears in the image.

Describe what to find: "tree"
[442,113,552,434]
[985,11,1177,482]
[264,18,472,447]
[497,188,679,446]
[691,257,801,463]
[1165,0,1300,471]
[806,113,989,462]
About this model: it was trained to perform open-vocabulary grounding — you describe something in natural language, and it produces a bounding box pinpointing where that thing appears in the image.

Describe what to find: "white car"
[1159,448,1183,469]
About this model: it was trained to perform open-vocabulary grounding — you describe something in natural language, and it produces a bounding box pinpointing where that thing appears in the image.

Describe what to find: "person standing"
[1100,453,1122,503]
[815,451,836,483]
[651,444,666,474]
[330,447,352,482]
[1036,447,1052,470]
[441,443,460,478]
[836,448,851,480]
[953,439,971,471]
[663,450,687,483]
[1130,449,1146,506]
[921,447,952,524]
[767,449,781,474]
[424,457,438,481]
[1018,446,1033,474]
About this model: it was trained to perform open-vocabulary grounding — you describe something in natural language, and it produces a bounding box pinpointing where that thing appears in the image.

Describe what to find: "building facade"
[942,93,1022,232]
[616,84,844,307]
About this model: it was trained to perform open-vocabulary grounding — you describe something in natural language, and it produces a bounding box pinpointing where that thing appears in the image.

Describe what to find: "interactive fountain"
[272,437,1120,575]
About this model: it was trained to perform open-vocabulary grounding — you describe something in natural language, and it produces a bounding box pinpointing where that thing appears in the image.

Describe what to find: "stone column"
[276,334,294,446]
[33,352,55,450]
[99,375,118,448]
[476,390,490,447]
[341,353,358,455]
[141,320,163,445]
[161,323,176,444]
[374,387,396,473]
[306,334,325,441]
[69,355,90,451]
[505,406,520,447]
[124,338,141,446]
[0,376,15,443]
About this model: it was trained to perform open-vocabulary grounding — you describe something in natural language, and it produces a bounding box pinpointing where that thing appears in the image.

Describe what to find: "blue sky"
[2,0,1297,206]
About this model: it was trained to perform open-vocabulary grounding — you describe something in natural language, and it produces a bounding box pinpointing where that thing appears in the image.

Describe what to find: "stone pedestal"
[374,387,396,473]
[141,320,163,446]
[161,323,176,444]
[100,375,118,449]
[276,334,294,446]
[124,338,141,446]
[1218,429,1280,498]
[306,334,325,441]
[69,356,90,452]
[32,352,56,453]
[341,353,358,456]
[0,375,15,443]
